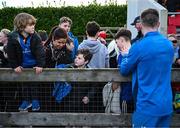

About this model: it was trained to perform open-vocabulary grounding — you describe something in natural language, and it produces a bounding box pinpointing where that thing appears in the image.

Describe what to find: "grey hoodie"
[78,39,109,68]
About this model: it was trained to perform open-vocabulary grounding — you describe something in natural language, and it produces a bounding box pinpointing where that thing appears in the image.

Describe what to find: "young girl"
[44,26,74,111]
[45,26,73,68]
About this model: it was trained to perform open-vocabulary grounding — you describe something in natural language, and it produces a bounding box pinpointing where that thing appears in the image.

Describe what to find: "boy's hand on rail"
[34,67,43,74]
[14,66,23,74]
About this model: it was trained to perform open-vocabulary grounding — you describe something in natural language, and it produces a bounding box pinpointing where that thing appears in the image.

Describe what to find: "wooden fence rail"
[0,68,179,82]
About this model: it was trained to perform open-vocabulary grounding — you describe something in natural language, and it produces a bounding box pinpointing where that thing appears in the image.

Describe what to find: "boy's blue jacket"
[52,64,72,103]
[19,35,36,68]
[118,54,133,103]
[68,32,79,60]
[7,31,45,68]
[119,31,174,116]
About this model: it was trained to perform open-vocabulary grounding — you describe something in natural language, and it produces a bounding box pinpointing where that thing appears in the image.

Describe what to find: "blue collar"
[144,31,159,37]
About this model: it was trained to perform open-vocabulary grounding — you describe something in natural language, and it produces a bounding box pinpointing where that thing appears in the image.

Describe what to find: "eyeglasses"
[171,40,177,43]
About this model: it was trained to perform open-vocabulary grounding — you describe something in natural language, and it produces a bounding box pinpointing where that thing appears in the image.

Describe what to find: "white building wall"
[127,0,168,38]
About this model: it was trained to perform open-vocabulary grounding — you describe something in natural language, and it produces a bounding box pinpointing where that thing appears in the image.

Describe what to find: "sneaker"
[18,100,32,111]
[32,100,40,111]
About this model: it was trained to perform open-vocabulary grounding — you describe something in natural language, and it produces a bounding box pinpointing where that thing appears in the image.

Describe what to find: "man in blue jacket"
[118,8,174,127]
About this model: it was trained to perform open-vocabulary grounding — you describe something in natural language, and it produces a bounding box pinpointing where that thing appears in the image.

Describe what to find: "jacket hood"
[81,39,102,54]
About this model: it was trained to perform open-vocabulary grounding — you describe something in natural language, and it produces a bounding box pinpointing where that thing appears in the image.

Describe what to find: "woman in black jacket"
[44,26,73,68]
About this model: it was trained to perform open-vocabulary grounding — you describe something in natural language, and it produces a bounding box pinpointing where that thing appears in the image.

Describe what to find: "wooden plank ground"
[0,112,180,127]
[0,113,130,127]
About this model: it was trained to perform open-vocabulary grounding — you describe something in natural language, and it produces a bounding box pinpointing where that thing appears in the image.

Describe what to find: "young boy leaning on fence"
[7,13,46,111]
[61,49,100,112]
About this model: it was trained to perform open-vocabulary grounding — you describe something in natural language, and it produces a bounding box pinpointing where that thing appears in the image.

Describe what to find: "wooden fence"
[0,68,180,127]
[77,27,121,42]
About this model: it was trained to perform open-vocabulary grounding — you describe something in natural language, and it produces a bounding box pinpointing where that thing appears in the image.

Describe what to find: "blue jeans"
[132,111,172,128]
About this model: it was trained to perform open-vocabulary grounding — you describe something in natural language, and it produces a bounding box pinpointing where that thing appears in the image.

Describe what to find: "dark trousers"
[21,82,39,101]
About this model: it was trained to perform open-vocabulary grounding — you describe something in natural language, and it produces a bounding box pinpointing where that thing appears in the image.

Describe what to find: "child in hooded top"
[78,21,109,112]
[7,13,45,111]
[78,21,109,68]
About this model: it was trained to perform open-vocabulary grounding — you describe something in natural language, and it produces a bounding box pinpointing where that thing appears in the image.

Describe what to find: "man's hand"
[14,66,23,73]
[34,67,43,74]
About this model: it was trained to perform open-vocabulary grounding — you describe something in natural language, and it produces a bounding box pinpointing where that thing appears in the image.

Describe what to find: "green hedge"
[0,4,127,36]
